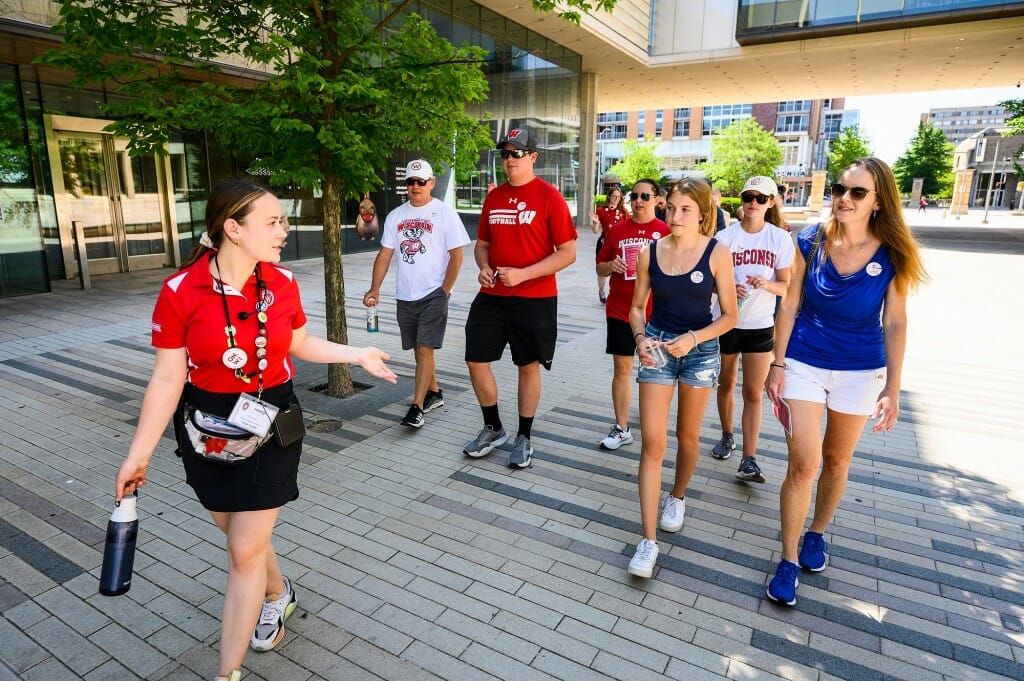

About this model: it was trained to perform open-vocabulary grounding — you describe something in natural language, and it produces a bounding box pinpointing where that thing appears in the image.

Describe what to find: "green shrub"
[721,196,741,217]
[595,194,606,207]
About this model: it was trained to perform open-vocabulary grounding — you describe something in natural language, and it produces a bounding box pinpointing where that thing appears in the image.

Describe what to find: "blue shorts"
[637,324,721,388]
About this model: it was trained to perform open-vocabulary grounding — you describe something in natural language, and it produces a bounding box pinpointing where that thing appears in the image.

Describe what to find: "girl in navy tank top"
[623,178,738,579]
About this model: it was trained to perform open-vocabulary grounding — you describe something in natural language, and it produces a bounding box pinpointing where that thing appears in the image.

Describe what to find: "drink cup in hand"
[641,336,669,368]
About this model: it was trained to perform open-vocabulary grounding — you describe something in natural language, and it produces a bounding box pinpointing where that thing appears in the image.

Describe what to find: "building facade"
[596,98,859,205]
[922,105,1010,146]
[0,1,582,297]
[950,127,1023,214]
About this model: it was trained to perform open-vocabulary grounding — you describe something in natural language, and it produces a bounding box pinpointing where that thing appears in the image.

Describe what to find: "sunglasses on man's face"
[629,192,652,202]
[499,149,532,159]
[405,178,430,187]
[830,183,875,201]
[740,192,770,204]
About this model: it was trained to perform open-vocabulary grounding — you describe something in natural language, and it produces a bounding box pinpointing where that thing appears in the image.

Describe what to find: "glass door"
[57,132,124,274]
[49,117,172,277]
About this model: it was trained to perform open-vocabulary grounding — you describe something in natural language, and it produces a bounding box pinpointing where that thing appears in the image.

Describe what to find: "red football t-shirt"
[151,256,307,393]
[597,218,665,323]
[477,177,578,298]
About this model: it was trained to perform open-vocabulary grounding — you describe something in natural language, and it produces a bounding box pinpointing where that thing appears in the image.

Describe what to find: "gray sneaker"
[711,433,735,460]
[463,426,508,458]
[508,434,533,469]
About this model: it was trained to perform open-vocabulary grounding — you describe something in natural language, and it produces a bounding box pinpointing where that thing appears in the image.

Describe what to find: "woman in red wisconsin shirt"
[114,178,396,681]
[590,185,628,303]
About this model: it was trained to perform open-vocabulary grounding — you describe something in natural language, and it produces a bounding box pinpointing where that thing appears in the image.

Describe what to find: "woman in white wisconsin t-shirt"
[709,176,795,484]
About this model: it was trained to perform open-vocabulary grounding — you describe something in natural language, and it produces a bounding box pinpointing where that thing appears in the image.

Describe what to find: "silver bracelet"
[688,330,699,347]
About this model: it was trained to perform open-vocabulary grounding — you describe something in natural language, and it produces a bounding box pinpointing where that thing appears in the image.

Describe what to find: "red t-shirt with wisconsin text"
[477,177,578,298]
[151,256,307,393]
[597,218,665,322]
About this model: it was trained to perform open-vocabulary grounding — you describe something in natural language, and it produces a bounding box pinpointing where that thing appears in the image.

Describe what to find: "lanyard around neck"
[214,256,268,396]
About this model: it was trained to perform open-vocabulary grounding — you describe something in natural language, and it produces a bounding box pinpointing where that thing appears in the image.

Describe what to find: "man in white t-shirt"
[363,159,471,428]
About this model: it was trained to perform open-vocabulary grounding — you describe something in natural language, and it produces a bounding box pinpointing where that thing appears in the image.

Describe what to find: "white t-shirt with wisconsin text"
[711,222,795,330]
[380,198,471,301]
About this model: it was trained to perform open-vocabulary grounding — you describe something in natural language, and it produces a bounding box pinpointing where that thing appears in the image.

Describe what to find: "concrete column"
[807,169,828,214]
[950,168,974,216]
[578,71,598,229]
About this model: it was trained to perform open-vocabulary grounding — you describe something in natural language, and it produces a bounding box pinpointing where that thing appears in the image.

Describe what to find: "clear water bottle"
[98,493,138,596]
[366,300,379,333]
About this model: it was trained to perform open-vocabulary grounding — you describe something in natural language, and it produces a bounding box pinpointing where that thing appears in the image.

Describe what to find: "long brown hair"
[823,157,928,293]
[666,178,715,236]
[181,178,271,268]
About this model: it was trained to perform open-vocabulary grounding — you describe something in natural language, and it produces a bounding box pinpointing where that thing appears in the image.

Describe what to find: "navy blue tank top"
[649,238,717,333]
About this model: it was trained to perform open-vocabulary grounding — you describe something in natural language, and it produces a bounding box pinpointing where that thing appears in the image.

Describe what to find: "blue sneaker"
[766,560,799,606]
[798,531,828,572]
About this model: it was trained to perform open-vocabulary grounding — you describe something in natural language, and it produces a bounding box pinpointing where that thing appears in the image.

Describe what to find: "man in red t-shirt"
[463,128,578,469]
[595,179,663,450]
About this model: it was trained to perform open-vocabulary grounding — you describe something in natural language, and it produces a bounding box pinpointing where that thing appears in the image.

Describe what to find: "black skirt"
[174,381,302,512]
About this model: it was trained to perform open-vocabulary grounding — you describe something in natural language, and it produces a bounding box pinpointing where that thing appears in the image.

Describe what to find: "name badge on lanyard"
[227,393,279,437]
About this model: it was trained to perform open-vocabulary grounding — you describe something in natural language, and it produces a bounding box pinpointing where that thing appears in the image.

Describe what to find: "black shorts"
[595,234,605,258]
[606,317,637,356]
[465,293,558,369]
[396,287,449,350]
[175,382,301,512]
[719,326,774,355]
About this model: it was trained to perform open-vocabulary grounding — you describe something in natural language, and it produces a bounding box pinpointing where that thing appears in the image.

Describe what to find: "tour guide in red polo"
[462,128,577,469]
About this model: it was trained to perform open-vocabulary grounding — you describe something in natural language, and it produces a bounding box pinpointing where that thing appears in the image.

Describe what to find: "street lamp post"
[981,136,1001,225]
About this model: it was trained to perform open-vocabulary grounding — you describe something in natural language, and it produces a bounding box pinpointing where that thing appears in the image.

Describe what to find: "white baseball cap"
[405,159,433,181]
[741,176,778,197]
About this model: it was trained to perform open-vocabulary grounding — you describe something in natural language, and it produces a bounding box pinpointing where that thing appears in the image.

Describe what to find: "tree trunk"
[322,172,355,397]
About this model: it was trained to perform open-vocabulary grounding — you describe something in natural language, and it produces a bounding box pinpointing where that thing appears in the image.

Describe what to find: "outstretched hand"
[358,347,397,383]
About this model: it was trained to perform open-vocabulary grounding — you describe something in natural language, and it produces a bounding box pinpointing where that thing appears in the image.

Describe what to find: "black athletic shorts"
[719,326,774,355]
[606,317,637,356]
[465,293,558,369]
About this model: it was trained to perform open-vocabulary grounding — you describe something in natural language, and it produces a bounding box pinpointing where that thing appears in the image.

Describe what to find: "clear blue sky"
[845,85,1018,164]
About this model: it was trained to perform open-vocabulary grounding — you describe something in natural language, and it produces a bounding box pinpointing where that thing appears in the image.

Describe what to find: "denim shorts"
[637,324,721,388]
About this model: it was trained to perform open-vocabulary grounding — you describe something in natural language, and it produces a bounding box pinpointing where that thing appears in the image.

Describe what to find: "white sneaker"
[659,495,685,533]
[599,424,634,450]
[627,538,659,578]
[250,576,297,651]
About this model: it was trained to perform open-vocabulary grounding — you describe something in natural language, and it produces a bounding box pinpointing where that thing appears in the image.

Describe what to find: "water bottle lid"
[111,493,138,522]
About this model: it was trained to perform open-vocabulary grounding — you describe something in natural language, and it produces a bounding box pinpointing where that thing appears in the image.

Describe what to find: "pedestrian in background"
[590,185,629,304]
[363,159,470,429]
[764,158,927,606]
[114,178,396,681]
[595,179,665,451]
[710,176,794,484]
[626,178,736,579]
[463,128,577,469]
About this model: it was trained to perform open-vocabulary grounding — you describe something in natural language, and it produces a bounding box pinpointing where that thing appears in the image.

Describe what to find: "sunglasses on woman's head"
[405,178,429,186]
[499,149,532,159]
[830,183,875,200]
[629,192,652,202]
[740,192,770,204]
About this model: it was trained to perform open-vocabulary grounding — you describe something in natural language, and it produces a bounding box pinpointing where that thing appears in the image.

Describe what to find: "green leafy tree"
[41,0,615,396]
[0,83,29,183]
[827,125,872,181]
[701,118,782,196]
[998,98,1024,179]
[892,122,954,197]
[605,137,664,188]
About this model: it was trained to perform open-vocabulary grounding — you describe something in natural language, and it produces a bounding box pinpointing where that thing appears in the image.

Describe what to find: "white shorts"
[781,358,886,416]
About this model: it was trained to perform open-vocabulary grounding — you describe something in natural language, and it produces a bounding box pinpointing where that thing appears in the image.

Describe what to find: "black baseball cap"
[496,128,537,152]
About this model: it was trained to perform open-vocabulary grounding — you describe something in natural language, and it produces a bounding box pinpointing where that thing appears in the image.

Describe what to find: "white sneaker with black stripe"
[250,576,297,652]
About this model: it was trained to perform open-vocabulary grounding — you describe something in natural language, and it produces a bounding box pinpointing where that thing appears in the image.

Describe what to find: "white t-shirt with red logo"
[478,177,578,298]
[711,222,795,330]
[380,198,470,301]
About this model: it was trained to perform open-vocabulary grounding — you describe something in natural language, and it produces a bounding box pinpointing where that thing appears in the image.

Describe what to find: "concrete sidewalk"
[0,225,1022,681]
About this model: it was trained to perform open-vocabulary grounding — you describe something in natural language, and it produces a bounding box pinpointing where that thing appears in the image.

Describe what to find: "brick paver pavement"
[0,209,1021,680]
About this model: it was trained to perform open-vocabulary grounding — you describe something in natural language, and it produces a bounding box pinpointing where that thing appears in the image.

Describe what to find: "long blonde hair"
[823,157,928,293]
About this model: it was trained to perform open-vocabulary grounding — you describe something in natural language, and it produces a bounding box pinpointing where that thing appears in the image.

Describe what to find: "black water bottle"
[98,493,139,596]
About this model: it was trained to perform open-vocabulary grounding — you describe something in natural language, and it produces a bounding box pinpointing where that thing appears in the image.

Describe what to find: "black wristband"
[634,333,645,340]
[770,363,786,369]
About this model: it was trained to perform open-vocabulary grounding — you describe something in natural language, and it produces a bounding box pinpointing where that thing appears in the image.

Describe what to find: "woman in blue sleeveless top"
[624,178,737,578]
[764,158,928,606]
